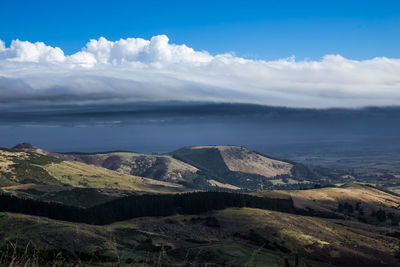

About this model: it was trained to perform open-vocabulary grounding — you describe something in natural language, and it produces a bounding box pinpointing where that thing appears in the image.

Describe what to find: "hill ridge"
[6,143,344,192]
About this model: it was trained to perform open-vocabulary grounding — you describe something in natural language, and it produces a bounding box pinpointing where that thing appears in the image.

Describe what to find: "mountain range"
[0,143,345,206]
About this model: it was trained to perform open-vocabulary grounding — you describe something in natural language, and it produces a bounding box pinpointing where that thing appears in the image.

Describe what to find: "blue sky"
[1,0,400,108]
[1,0,399,60]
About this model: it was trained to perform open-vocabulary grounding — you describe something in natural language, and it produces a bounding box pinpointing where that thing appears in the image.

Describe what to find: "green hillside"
[253,182,400,227]
[9,143,343,191]
[1,205,398,266]
[170,146,340,191]
[171,147,230,176]
[0,148,187,207]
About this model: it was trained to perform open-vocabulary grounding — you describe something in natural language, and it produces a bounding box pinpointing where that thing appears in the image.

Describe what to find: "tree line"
[0,192,297,225]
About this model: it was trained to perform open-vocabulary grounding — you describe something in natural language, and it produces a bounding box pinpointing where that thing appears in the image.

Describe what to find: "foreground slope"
[1,207,398,266]
[1,174,400,266]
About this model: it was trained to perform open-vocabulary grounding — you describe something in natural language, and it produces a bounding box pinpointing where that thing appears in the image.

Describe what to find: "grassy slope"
[253,182,400,211]
[0,184,133,208]
[0,149,62,187]
[8,145,336,190]
[0,148,185,193]
[43,161,184,192]
[116,153,199,182]
[64,151,199,183]
[214,146,292,177]
[252,183,400,226]
[170,146,336,191]
[171,146,300,190]
[215,208,399,266]
[132,207,400,266]
[0,149,189,208]
[0,211,281,266]
[171,147,230,176]
[172,146,293,178]
[1,207,398,266]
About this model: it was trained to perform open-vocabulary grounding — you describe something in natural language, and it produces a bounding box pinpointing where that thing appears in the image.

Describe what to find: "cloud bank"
[0,35,399,108]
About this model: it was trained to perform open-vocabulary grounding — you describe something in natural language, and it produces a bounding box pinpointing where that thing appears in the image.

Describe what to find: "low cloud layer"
[0,35,399,108]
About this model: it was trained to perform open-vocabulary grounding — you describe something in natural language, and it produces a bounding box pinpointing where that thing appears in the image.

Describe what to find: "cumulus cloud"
[0,40,65,62]
[0,35,399,108]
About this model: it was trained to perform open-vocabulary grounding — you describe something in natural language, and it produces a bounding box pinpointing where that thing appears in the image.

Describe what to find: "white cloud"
[0,40,65,63]
[0,40,5,51]
[78,35,212,65]
[0,35,399,108]
[67,51,97,68]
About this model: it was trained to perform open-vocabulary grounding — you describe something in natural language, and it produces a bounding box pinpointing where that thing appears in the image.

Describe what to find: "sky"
[2,0,400,60]
[0,0,400,108]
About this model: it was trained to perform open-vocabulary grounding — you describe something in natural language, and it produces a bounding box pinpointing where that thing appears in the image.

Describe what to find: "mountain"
[59,151,199,183]
[172,146,292,176]
[8,143,342,191]
[0,146,185,207]
[170,145,338,190]
[11,143,201,184]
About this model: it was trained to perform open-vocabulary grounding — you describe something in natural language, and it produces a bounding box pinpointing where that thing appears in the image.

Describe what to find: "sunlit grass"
[43,161,182,192]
